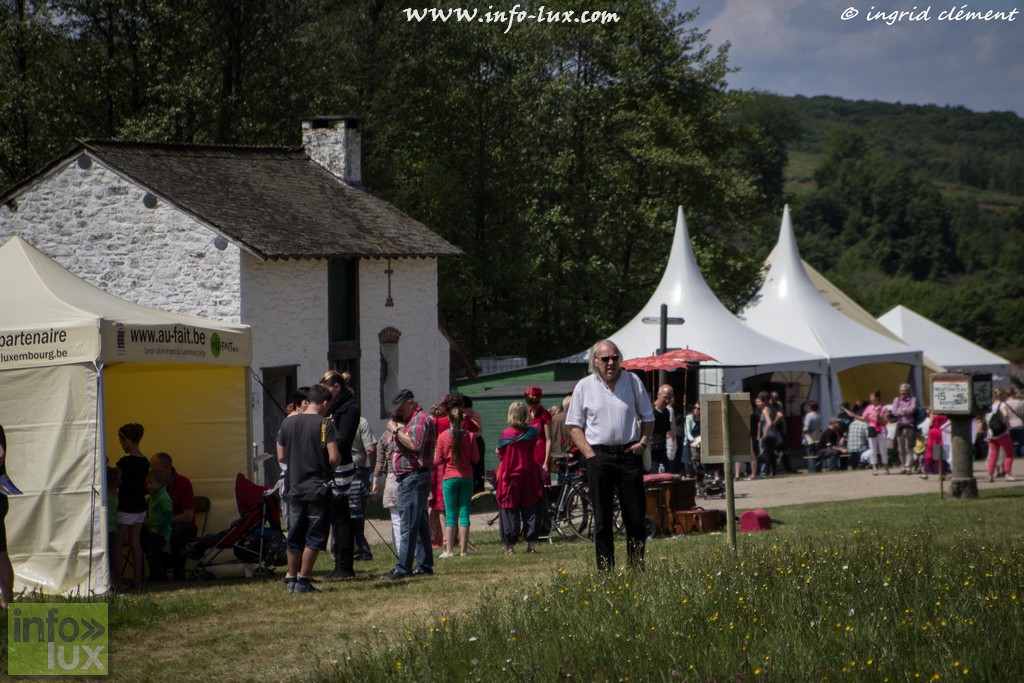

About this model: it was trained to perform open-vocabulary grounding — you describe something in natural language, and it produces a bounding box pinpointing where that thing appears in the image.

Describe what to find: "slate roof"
[4,140,461,260]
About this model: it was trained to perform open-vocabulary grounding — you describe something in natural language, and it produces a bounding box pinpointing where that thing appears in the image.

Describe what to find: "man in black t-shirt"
[816,418,849,472]
[650,385,676,473]
[277,386,344,593]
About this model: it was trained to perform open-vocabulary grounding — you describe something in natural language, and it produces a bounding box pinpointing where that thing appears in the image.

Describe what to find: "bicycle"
[470,458,624,542]
[542,455,623,541]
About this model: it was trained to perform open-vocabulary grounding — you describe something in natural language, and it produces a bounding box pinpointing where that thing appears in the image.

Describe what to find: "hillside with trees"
[0,0,786,363]
[749,94,1024,360]
[2,2,1021,363]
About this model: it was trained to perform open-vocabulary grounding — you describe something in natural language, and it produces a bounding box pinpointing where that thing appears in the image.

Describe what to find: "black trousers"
[168,521,195,580]
[498,502,541,546]
[587,450,646,571]
[329,495,354,572]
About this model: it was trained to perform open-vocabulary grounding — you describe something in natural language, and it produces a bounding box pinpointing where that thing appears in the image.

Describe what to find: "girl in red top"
[525,388,553,484]
[434,404,480,558]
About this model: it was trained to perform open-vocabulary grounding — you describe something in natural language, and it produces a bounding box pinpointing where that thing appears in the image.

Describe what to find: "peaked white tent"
[878,305,1011,389]
[763,247,947,384]
[741,207,924,413]
[0,236,252,596]
[606,208,826,388]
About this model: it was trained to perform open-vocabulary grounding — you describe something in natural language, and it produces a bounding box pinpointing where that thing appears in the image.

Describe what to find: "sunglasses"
[598,354,620,363]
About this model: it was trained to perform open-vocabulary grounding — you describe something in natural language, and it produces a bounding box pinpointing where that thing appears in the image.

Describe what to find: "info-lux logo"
[7,603,108,676]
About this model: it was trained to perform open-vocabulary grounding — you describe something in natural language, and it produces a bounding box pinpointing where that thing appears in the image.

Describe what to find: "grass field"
[4,488,1023,681]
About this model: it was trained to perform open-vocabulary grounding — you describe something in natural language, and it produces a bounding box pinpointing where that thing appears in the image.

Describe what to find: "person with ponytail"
[114,423,148,589]
[434,402,480,557]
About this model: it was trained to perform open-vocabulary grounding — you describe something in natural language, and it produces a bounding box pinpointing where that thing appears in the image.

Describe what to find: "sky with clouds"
[683,0,1023,116]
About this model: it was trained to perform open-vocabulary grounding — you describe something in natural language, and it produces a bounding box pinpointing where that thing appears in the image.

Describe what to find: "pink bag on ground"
[739,509,772,533]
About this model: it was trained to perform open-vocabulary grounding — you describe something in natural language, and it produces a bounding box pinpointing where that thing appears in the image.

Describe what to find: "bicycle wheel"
[565,485,593,540]
[470,490,501,529]
[549,483,577,539]
[611,491,625,537]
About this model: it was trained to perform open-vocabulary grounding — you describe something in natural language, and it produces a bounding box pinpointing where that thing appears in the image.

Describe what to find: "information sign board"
[700,392,752,464]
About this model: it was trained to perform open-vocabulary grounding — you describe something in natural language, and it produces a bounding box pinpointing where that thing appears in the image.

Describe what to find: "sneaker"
[354,554,374,562]
[439,551,455,559]
[284,576,296,593]
[380,569,410,581]
[412,567,433,576]
[293,580,322,594]
[460,551,473,558]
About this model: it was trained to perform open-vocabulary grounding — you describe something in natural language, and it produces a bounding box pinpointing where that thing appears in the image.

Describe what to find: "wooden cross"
[385,259,395,307]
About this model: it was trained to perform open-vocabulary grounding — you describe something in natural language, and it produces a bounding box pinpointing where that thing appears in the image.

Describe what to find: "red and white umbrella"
[621,348,717,372]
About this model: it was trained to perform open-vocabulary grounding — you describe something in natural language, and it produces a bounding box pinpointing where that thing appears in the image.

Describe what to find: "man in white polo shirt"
[567,339,654,571]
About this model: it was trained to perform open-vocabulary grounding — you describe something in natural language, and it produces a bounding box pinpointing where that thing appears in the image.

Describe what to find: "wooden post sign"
[931,372,992,416]
[700,392,752,464]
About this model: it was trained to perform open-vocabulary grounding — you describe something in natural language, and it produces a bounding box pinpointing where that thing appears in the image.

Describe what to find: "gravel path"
[697,460,1020,513]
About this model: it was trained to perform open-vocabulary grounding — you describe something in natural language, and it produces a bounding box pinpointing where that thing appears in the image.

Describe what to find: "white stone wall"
[241,254,330,446]
[0,156,242,322]
[359,257,449,436]
[1,153,451,454]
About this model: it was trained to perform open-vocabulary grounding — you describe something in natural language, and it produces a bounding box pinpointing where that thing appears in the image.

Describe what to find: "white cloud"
[684,0,1024,115]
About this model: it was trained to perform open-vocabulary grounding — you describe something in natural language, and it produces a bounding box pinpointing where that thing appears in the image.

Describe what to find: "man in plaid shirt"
[381,389,436,580]
[845,403,871,470]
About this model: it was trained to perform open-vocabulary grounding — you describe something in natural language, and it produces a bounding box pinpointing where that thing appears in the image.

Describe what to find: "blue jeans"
[393,470,432,575]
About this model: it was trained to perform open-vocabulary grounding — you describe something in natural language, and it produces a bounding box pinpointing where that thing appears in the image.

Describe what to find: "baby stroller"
[188,473,286,580]
[691,437,725,499]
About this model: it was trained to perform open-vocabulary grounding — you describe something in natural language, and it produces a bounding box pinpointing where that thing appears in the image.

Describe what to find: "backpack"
[988,403,1007,437]
[912,403,927,426]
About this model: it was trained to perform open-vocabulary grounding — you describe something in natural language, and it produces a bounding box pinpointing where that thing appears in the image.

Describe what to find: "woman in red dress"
[495,402,543,555]
[525,388,552,485]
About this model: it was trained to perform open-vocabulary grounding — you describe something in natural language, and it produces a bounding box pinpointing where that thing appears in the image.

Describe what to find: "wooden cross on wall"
[385,259,395,307]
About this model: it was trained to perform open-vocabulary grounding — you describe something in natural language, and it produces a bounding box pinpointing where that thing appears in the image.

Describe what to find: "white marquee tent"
[604,208,826,390]
[740,207,924,413]
[0,236,252,596]
[878,304,1011,389]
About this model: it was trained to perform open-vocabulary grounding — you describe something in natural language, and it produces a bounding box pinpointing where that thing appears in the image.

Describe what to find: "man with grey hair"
[890,383,918,473]
[566,339,654,571]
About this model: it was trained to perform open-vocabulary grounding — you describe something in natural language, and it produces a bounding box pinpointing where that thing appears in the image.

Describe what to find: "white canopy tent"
[603,207,826,392]
[0,236,252,596]
[878,305,1011,389]
[740,207,924,414]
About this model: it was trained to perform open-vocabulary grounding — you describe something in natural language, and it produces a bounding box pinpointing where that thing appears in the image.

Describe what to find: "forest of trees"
[2,2,1022,363]
[755,94,1024,359]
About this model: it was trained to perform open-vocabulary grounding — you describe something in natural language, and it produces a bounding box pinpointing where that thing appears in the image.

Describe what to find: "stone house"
[0,116,461,459]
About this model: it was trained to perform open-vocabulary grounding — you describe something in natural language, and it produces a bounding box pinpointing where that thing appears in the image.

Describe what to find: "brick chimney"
[301,116,362,186]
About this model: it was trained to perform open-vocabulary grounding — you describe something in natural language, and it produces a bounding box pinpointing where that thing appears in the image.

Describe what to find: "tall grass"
[321,490,1024,682]
[3,490,1021,681]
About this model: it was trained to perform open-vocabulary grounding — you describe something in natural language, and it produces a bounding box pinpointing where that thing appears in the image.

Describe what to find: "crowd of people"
[751,383,1021,483]
[6,350,1020,600]
[106,424,198,589]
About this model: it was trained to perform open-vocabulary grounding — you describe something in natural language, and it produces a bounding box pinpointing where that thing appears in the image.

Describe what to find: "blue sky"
[684,0,1023,116]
